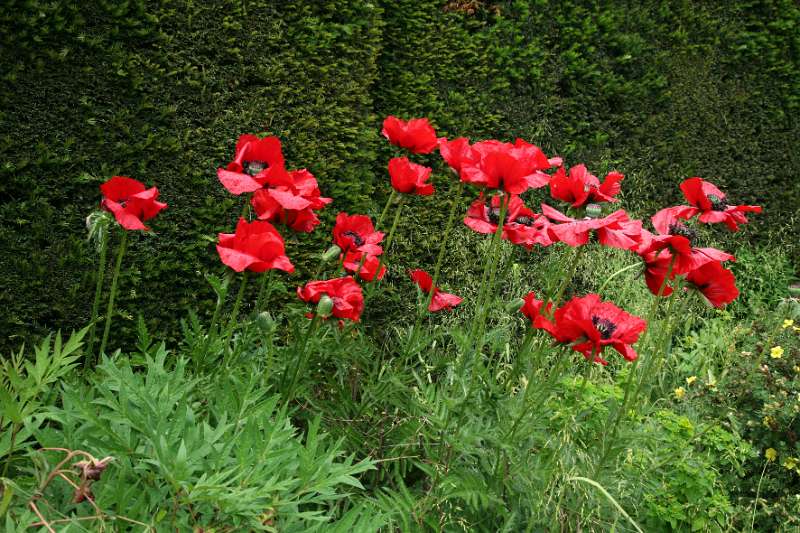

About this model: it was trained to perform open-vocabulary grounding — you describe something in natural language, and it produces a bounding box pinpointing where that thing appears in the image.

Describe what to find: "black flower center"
[668,222,697,242]
[487,206,502,225]
[244,160,267,175]
[515,216,533,226]
[342,230,364,247]
[591,316,617,339]
[707,194,728,211]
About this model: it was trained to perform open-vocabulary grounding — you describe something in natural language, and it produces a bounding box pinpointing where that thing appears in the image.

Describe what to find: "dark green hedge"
[1,0,798,350]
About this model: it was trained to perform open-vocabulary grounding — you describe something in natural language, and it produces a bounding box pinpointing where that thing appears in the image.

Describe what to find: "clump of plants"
[2,115,767,530]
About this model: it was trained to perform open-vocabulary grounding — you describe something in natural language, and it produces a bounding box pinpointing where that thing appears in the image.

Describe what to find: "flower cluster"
[92,114,760,363]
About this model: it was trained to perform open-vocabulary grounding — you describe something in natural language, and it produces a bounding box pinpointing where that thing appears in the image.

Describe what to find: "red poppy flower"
[641,249,677,297]
[381,116,438,154]
[297,277,364,322]
[438,137,476,174]
[551,294,647,365]
[519,292,555,333]
[463,194,552,247]
[332,212,385,256]
[388,157,434,195]
[549,164,624,208]
[686,261,739,308]
[217,134,289,195]
[679,177,762,231]
[100,176,168,231]
[409,269,463,312]
[460,139,553,194]
[251,169,332,232]
[216,218,294,273]
[645,207,735,274]
[342,250,387,282]
[541,204,642,251]
[504,208,555,248]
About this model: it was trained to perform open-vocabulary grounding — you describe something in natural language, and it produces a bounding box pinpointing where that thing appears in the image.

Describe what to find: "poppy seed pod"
[322,245,342,263]
[316,295,334,318]
[585,203,603,219]
[255,311,277,334]
[505,298,526,312]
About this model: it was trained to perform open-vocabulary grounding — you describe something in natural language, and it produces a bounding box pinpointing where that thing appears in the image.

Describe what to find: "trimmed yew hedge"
[1,0,797,350]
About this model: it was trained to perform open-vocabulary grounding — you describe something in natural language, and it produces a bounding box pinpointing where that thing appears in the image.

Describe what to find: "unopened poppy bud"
[585,203,602,218]
[321,245,342,263]
[256,311,276,333]
[316,295,334,318]
[506,298,525,312]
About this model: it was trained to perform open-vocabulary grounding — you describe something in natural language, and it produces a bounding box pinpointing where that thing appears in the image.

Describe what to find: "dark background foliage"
[1,0,798,351]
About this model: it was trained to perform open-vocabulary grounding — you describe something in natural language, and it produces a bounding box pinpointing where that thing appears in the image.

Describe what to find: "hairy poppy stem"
[469,193,509,352]
[98,230,128,356]
[283,314,320,407]
[375,190,397,231]
[223,272,249,355]
[597,262,641,296]
[550,245,585,310]
[595,254,676,474]
[406,181,464,354]
[87,232,109,363]
[255,271,274,312]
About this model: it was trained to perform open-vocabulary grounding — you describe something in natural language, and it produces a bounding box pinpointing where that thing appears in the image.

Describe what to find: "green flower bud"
[321,245,342,263]
[255,311,276,334]
[585,203,603,219]
[505,298,526,313]
[316,295,334,318]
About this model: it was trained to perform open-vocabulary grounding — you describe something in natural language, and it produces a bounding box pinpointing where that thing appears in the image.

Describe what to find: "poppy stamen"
[244,160,267,175]
[515,216,533,226]
[707,194,728,211]
[667,222,697,242]
[591,315,617,339]
[341,230,365,247]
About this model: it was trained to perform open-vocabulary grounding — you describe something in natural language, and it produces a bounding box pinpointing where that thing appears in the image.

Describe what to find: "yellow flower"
[771,346,784,359]
[794,366,800,373]
[674,387,686,399]
[784,457,798,470]
[766,448,778,462]
[784,319,795,329]
[686,376,697,386]
[763,416,774,427]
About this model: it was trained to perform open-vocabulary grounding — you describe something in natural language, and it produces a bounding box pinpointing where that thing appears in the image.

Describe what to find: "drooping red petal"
[686,261,739,308]
[217,168,263,195]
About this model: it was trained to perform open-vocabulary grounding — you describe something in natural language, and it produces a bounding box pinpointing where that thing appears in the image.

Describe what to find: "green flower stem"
[223,272,249,354]
[255,270,274,312]
[406,181,464,354]
[595,254,676,473]
[283,314,321,407]
[87,232,109,362]
[550,244,585,310]
[597,262,641,296]
[98,230,128,356]
[469,192,509,351]
[375,190,397,231]
[366,195,405,298]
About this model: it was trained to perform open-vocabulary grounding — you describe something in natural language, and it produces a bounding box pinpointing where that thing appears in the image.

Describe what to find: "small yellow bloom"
[794,325,800,332]
[766,448,778,462]
[686,376,697,386]
[763,416,774,427]
[674,387,686,399]
[771,346,784,359]
[784,319,795,329]
[794,366,800,373]
[784,457,798,470]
